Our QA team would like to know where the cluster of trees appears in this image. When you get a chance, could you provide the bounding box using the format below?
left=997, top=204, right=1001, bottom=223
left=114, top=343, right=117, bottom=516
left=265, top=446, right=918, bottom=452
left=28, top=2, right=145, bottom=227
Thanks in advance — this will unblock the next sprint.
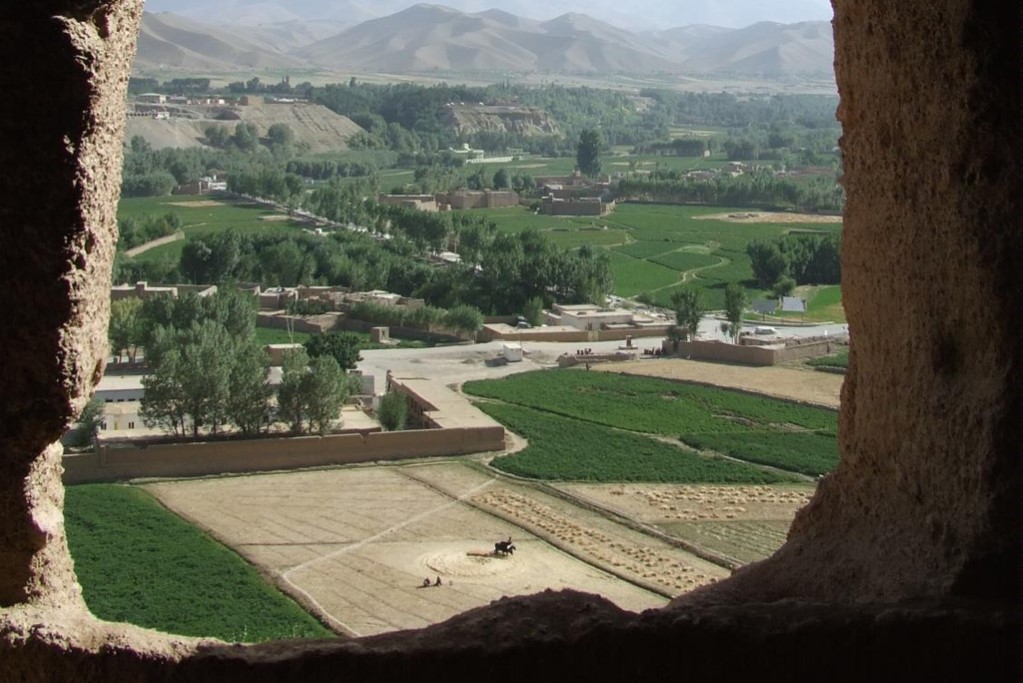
left=128, top=77, right=211, bottom=94
left=203, top=122, right=297, bottom=158
left=117, top=213, right=181, bottom=251
left=225, top=75, right=307, bottom=97
left=377, top=390, right=407, bottom=432
left=472, top=233, right=613, bottom=315
left=310, top=81, right=660, bottom=161
left=668, top=282, right=747, bottom=344
left=285, top=158, right=378, bottom=180
left=118, top=208, right=611, bottom=318
left=637, top=90, right=840, bottom=130
left=347, top=301, right=484, bottom=340
left=275, top=348, right=355, bottom=436
left=747, top=234, right=841, bottom=290
left=632, top=138, right=710, bottom=157
left=113, top=289, right=357, bottom=438
left=617, top=169, right=845, bottom=214
left=121, top=136, right=278, bottom=198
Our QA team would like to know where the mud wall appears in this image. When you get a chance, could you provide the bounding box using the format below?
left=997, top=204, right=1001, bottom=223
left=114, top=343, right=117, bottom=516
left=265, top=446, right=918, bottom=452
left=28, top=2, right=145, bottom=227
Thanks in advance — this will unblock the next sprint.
left=62, top=426, right=506, bottom=484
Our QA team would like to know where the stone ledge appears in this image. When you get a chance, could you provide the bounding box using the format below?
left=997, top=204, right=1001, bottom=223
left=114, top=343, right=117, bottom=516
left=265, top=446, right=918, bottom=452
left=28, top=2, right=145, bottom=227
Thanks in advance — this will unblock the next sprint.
left=3, top=592, right=1016, bottom=682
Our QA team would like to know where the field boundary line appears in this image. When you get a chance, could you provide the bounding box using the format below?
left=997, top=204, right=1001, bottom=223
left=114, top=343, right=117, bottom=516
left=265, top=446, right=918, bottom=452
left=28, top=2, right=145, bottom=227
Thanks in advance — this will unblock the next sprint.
left=276, top=475, right=498, bottom=638
left=282, top=477, right=497, bottom=579
left=397, top=466, right=681, bottom=599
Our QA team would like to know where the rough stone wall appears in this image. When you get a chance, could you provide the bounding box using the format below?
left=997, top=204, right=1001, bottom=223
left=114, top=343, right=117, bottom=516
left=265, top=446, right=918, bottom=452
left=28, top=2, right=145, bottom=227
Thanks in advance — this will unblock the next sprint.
left=674, top=0, right=1019, bottom=607
left=0, top=1, right=144, bottom=609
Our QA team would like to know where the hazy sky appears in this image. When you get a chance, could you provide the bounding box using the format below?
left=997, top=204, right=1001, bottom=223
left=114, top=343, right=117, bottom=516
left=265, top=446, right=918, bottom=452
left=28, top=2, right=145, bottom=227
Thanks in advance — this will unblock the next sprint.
left=143, top=0, right=834, bottom=30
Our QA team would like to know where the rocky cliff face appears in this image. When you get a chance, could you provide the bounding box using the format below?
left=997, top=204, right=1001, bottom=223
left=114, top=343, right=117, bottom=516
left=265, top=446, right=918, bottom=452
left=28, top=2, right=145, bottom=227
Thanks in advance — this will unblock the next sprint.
left=444, top=105, right=559, bottom=136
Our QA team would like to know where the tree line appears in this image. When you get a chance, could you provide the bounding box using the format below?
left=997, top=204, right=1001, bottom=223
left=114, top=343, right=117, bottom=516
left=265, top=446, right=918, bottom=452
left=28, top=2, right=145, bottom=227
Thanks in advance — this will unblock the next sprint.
left=617, top=168, right=845, bottom=214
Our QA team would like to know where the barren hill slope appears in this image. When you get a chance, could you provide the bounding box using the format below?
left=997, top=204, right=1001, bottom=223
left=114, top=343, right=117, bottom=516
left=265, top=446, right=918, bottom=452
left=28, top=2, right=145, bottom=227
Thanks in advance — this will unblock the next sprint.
left=135, top=11, right=304, bottom=71
left=126, top=103, right=364, bottom=154
left=677, top=21, right=834, bottom=75
left=133, top=6, right=834, bottom=78
left=294, top=4, right=681, bottom=73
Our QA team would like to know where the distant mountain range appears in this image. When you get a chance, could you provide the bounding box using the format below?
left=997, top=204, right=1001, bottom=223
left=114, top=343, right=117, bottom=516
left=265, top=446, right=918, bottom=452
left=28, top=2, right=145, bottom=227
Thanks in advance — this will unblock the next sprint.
left=135, top=3, right=835, bottom=77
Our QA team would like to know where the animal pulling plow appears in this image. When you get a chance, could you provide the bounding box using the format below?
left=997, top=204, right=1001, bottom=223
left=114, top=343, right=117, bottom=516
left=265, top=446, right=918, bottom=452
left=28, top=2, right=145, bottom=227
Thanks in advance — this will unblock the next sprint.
left=466, top=537, right=516, bottom=558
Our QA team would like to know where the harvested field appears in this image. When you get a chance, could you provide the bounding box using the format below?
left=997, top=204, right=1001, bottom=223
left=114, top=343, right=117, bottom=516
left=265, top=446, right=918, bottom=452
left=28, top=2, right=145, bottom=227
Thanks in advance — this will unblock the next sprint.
left=693, top=211, right=842, bottom=224
left=557, top=483, right=815, bottom=566
left=144, top=463, right=696, bottom=637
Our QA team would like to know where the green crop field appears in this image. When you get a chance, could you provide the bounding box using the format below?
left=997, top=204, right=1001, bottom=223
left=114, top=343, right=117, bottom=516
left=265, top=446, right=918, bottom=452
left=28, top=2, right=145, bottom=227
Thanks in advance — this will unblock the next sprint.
left=648, top=251, right=721, bottom=273
left=465, top=370, right=836, bottom=434
left=118, top=195, right=300, bottom=262
left=465, top=370, right=840, bottom=479
left=65, top=484, right=334, bottom=642
left=805, top=285, right=846, bottom=322
left=608, top=251, right=682, bottom=297
left=614, top=241, right=681, bottom=260
left=679, top=430, right=839, bottom=477
left=807, top=348, right=849, bottom=370
left=472, top=200, right=841, bottom=309
left=476, top=402, right=793, bottom=484
left=253, top=327, right=314, bottom=345
left=545, top=227, right=630, bottom=249
left=451, top=207, right=629, bottom=250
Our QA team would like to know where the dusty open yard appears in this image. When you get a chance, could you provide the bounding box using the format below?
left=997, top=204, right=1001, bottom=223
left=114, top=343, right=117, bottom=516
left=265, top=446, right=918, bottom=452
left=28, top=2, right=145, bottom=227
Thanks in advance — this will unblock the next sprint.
left=145, top=463, right=721, bottom=637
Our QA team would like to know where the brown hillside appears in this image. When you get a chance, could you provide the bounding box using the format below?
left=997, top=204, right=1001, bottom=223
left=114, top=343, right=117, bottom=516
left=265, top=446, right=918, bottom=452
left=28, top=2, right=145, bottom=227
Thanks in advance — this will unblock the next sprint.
left=126, top=103, right=364, bottom=154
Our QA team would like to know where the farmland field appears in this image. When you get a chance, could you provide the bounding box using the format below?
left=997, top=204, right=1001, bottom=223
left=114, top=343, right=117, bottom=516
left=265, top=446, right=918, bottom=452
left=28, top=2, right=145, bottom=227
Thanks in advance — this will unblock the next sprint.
left=469, top=201, right=842, bottom=309
left=142, top=464, right=686, bottom=637
left=65, top=484, right=334, bottom=642
left=118, top=195, right=301, bottom=263
left=558, top=482, right=813, bottom=566
left=648, top=250, right=722, bottom=273
left=475, top=401, right=794, bottom=484
left=807, top=348, right=849, bottom=370
left=607, top=251, right=682, bottom=297
left=464, top=370, right=837, bottom=435
left=450, top=206, right=629, bottom=249
left=804, top=285, right=846, bottom=322
left=464, top=370, right=839, bottom=479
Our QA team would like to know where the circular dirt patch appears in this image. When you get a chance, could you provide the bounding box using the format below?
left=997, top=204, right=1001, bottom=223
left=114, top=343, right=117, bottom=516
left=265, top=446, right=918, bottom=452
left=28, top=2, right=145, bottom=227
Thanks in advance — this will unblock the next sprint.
left=422, top=550, right=518, bottom=578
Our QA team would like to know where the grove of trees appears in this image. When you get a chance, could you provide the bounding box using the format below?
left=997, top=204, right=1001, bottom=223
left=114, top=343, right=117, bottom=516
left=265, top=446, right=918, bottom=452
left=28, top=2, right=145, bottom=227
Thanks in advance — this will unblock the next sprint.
left=130, top=289, right=353, bottom=438
left=747, top=234, right=841, bottom=289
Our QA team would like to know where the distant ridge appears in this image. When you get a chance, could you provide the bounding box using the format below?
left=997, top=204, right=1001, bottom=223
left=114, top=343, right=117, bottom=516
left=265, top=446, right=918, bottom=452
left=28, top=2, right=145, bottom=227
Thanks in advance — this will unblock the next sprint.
left=136, top=12, right=305, bottom=71
left=134, top=5, right=835, bottom=77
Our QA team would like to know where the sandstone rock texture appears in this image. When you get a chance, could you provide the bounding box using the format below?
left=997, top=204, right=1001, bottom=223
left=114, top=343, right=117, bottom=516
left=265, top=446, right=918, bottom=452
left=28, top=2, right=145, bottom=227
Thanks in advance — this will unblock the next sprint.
left=0, top=1, right=144, bottom=609
left=0, top=0, right=1017, bottom=680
